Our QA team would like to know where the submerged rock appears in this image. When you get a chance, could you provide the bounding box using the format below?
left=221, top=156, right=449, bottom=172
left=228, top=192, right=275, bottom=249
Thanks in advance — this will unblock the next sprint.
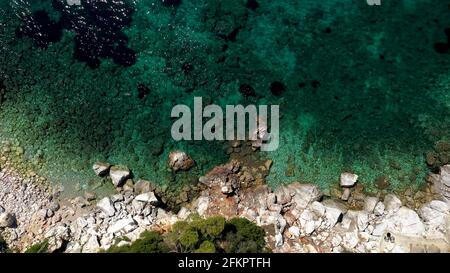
left=168, top=151, right=195, bottom=172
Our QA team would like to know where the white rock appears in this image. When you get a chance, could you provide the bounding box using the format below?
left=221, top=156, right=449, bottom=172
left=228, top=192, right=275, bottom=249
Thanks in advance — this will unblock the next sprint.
left=135, top=192, right=159, bottom=205
left=323, top=206, right=343, bottom=228
left=341, top=188, right=351, bottom=201
left=168, top=151, right=195, bottom=171
left=177, top=207, right=191, bottom=220
left=83, top=235, right=100, bottom=253
left=310, top=201, right=326, bottom=217
left=342, top=232, right=359, bottom=249
left=364, top=197, right=379, bottom=213
left=131, top=199, right=145, bottom=214
left=331, top=234, right=342, bottom=247
left=100, top=233, right=114, bottom=249
left=289, top=183, right=322, bottom=209
left=431, top=165, right=450, bottom=203
left=92, top=162, right=111, bottom=176
left=288, top=226, right=300, bottom=237
left=274, top=186, right=293, bottom=205
left=196, top=196, right=210, bottom=216
left=76, top=217, right=88, bottom=229
left=0, top=212, right=16, bottom=228
left=418, top=200, right=449, bottom=228
left=97, top=197, right=116, bottom=217
left=372, top=222, right=387, bottom=236
left=107, top=217, right=137, bottom=234
left=384, top=207, right=425, bottom=236
left=374, top=201, right=385, bottom=216
left=110, top=194, right=124, bottom=203
left=275, top=233, right=284, bottom=247
left=299, top=210, right=316, bottom=235
left=344, top=210, right=369, bottom=231
left=340, top=172, right=358, bottom=187
left=383, top=194, right=402, bottom=214
left=356, top=211, right=369, bottom=231
left=109, top=165, right=131, bottom=187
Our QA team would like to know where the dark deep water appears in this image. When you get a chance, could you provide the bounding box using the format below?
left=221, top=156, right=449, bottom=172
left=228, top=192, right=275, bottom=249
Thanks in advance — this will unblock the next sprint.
left=1, top=0, right=450, bottom=196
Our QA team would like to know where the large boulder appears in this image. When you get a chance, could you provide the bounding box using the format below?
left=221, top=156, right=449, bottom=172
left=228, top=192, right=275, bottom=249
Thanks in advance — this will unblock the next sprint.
left=107, top=217, right=137, bottom=234
left=374, top=207, right=425, bottom=236
left=430, top=165, right=450, bottom=203
left=82, top=235, right=100, bottom=253
left=134, top=179, right=152, bottom=195
left=418, top=200, right=449, bottom=229
left=363, top=197, right=379, bottom=213
left=135, top=192, right=159, bottom=206
left=287, top=183, right=322, bottom=209
left=168, top=151, right=195, bottom=172
left=0, top=213, right=16, bottom=228
left=96, top=197, right=116, bottom=217
left=273, top=186, right=293, bottom=206
left=109, top=165, right=131, bottom=187
left=383, top=194, right=402, bottom=214
left=340, top=172, right=358, bottom=187
left=92, top=161, right=111, bottom=176
left=342, top=210, right=369, bottom=231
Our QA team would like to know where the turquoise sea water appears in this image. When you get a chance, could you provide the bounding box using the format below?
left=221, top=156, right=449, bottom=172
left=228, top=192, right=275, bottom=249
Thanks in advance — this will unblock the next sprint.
left=1, top=0, right=450, bottom=195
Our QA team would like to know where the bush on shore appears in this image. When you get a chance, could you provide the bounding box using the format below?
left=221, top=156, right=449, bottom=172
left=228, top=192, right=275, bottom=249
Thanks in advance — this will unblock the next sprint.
left=104, top=215, right=268, bottom=253
left=25, top=239, right=49, bottom=253
left=0, top=235, right=9, bottom=253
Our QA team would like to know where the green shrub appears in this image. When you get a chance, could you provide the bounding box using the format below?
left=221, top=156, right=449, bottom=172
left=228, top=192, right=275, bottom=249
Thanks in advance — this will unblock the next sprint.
left=168, top=215, right=267, bottom=253
left=179, top=229, right=199, bottom=251
left=25, top=239, right=49, bottom=253
left=0, top=235, right=9, bottom=253
left=201, top=216, right=226, bottom=239
left=103, top=216, right=267, bottom=253
left=105, top=231, right=169, bottom=253
left=194, top=241, right=216, bottom=253
left=226, top=218, right=266, bottom=249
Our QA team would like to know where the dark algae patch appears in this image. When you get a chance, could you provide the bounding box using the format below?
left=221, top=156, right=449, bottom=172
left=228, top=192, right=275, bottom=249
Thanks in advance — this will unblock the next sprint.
left=1, top=0, right=450, bottom=195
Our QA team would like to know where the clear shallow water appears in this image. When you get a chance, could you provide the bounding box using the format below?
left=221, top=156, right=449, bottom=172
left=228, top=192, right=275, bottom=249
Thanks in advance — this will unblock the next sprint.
left=0, top=0, right=450, bottom=195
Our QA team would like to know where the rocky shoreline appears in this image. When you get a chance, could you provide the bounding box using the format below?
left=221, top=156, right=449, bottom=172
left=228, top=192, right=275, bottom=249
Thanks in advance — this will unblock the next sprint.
left=1, top=153, right=450, bottom=253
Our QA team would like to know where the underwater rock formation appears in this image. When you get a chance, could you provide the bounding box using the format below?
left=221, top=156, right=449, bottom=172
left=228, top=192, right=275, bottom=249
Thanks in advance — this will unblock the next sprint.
left=17, top=0, right=137, bottom=68
left=56, top=0, right=136, bottom=68
left=16, top=10, right=63, bottom=48
left=161, top=0, right=182, bottom=7
left=168, top=151, right=195, bottom=172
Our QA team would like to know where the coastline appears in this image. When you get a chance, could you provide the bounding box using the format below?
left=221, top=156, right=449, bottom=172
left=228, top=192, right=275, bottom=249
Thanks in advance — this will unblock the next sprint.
left=1, top=146, right=449, bottom=253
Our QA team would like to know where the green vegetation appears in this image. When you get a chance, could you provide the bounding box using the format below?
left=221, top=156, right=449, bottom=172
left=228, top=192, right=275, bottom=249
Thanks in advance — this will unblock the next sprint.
left=25, top=239, right=49, bottom=253
left=104, top=215, right=268, bottom=253
left=105, top=231, right=169, bottom=253
left=166, top=215, right=268, bottom=253
left=0, top=235, right=9, bottom=253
